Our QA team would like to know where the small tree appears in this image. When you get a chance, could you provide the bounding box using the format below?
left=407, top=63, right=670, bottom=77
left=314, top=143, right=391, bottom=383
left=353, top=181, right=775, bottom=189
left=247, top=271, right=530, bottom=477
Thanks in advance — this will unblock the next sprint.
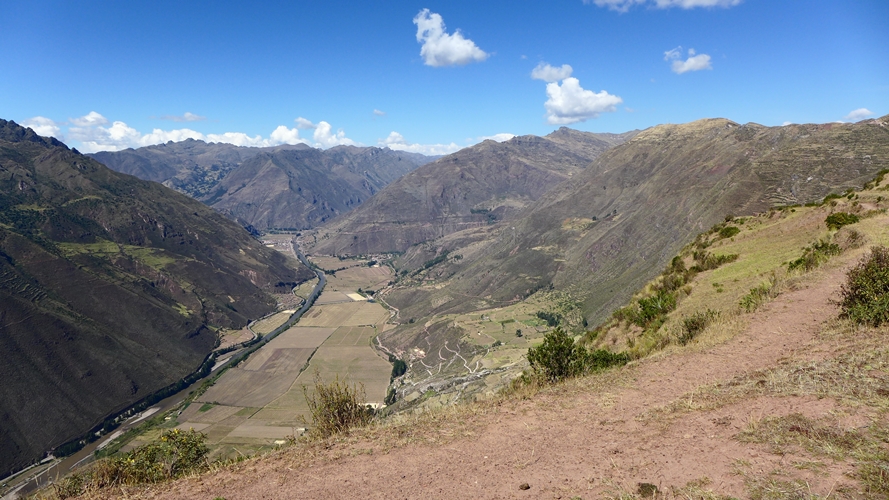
left=527, top=328, right=582, bottom=383
left=527, top=328, right=629, bottom=384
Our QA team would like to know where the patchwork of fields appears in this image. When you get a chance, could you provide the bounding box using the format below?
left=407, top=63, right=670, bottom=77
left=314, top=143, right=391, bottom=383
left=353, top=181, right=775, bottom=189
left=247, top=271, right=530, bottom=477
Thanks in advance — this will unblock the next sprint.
left=164, top=258, right=395, bottom=457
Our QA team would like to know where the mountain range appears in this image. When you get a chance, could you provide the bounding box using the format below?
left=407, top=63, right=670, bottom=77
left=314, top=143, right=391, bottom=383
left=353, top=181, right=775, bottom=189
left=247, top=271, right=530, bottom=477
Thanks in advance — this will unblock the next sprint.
left=90, top=141, right=434, bottom=231
left=0, top=120, right=312, bottom=476
left=310, top=127, right=637, bottom=255
left=343, top=117, right=889, bottom=360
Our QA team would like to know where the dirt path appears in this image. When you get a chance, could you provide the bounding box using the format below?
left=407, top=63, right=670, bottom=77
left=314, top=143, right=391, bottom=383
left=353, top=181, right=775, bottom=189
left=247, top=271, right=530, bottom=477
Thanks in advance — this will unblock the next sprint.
left=127, top=263, right=859, bottom=499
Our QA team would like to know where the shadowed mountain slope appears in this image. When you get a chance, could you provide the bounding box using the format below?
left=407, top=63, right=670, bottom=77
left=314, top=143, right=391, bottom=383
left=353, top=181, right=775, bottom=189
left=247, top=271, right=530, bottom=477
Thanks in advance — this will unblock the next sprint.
left=90, top=141, right=433, bottom=230
left=378, top=117, right=889, bottom=352
left=207, top=146, right=432, bottom=230
left=310, top=128, right=636, bottom=255
left=0, top=120, right=312, bottom=477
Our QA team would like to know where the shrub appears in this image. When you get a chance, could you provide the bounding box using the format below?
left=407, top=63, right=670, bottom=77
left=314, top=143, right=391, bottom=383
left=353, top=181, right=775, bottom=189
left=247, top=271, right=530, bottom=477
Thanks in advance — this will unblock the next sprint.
left=635, top=290, right=677, bottom=327
left=739, top=275, right=781, bottom=312
left=303, top=371, right=373, bottom=438
left=54, top=429, right=209, bottom=498
left=718, top=226, right=740, bottom=239
left=526, top=328, right=628, bottom=384
left=825, top=212, right=860, bottom=230
left=787, top=239, right=841, bottom=272
left=678, top=309, right=719, bottom=345
left=536, top=310, right=562, bottom=327
left=839, top=246, right=889, bottom=326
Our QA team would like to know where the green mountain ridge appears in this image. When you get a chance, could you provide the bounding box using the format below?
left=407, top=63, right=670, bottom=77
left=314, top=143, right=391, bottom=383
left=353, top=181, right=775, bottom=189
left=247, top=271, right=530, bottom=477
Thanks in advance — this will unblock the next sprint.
left=0, top=120, right=312, bottom=477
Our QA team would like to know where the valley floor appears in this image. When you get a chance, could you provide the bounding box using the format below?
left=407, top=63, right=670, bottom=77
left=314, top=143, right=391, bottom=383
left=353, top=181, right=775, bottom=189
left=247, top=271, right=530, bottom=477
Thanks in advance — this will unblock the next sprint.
left=94, top=242, right=887, bottom=499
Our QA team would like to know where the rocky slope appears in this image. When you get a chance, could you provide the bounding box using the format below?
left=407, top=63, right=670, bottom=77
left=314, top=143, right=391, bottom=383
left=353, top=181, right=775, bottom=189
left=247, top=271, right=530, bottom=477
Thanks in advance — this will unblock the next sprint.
left=310, top=128, right=636, bottom=255
left=377, top=117, right=889, bottom=356
left=0, top=120, right=312, bottom=477
left=90, top=141, right=433, bottom=230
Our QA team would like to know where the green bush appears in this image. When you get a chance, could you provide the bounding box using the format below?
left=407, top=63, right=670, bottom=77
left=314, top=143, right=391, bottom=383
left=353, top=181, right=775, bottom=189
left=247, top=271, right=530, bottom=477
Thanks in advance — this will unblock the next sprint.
left=527, top=328, right=628, bottom=384
left=839, top=246, right=889, bottom=326
left=825, top=212, right=860, bottom=230
left=303, top=371, right=373, bottom=438
left=718, top=226, right=740, bottom=239
left=787, top=239, right=841, bottom=272
left=54, top=429, right=209, bottom=498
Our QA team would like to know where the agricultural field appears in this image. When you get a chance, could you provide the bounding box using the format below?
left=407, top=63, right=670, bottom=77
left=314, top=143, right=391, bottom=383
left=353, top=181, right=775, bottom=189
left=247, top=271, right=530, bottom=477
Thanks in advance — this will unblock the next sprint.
left=250, top=311, right=294, bottom=336
left=158, top=257, right=395, bottom=458
left=215, top=327, right=254, bottom=351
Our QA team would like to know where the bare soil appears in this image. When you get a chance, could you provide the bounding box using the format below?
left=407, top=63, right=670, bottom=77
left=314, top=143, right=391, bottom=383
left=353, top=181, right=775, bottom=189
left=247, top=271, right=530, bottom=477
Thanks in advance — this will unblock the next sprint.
left=87, top=261, right=880, bottom=499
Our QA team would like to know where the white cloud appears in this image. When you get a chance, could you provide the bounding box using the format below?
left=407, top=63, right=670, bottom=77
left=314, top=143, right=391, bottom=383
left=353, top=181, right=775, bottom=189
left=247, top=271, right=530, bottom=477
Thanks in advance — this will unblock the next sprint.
left=295, top=117, right=316, bottom=130
left=373, top=109, right=386, bottom=116
left=70, top=111, right=109, bottom=127
left=21, top=116, right=63, bottom=139
left=269, top=125, right=309, bottom=145
left=531, top=63, right=573, bottom=83
left=587, top=0, right=741, bottom=12
left=782, top=121, right=793, bottom=126
left=379, top=131, right=462, bottom=156
left=58, top=113, right=344, bottom=152
left=414, top=9, right=488, bottom=67
left=543, top=77, right=622, bottom=125
left=664, top=46, right=712, bottom=74
left=312, top=121, right=358, bottom=148
left=159, top=112, right=206, bottom=122
left=844, top=108, right=874, bottom=122
left=478, top=133, right=515, bottom=142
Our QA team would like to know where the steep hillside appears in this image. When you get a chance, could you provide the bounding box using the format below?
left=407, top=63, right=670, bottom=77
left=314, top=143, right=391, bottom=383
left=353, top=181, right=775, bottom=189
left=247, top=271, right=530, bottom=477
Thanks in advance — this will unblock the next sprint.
left=310, top=128, right=635, bottom=255
left=90, top=141, right=433, bottom=230
left=378, top=117, right=889, bottom=355
left=0, top=120, right=313, bottom=477
left=207, top=146, right=431, bottom=230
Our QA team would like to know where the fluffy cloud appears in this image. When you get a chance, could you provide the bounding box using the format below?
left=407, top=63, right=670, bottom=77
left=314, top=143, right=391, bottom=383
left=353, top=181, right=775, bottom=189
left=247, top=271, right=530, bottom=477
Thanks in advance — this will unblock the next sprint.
left=587, top=0, right=741, bottom=12
left=531, top=63, right=573, bottom=83
left=844, top=108, right=874, bottom=122
left=414, top=9, right=488, bottom=67
left=543, top=77, right=622, bottom=125
left=664, top=46, right=712, bottom=74
left=295, top=117, right=316, bottom=130
left=312, top=121, right=358, bottom=148
left=159, top=112, right=206, bottom=122
left=21, top=116, right=63, bottom=139
left=53, top=111, right=361, bottom=152
left=373, top=109, right=386, bottom=116
left=70, top=111, right=108, bottom=127
left=379, top=131, right=462, bottom=156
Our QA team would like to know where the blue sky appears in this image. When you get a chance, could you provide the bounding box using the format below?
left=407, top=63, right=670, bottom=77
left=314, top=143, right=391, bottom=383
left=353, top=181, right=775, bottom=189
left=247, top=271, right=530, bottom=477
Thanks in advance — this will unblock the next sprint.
left=2, top=0, right=886, bottom=154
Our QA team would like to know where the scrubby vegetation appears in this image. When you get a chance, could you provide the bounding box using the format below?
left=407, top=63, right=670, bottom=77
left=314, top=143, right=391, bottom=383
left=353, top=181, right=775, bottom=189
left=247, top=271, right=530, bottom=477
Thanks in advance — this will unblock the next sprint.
left=787, top=238, right=841, bottom=272
left=526, top=328, right=629, bottom=384
left=839, top=246, right=889, bottom=326
left=825, top=211, right=860, bottom=230
left=678, top=309, right=719, bottom=345
left=302, top=371, right=373, bottom=439
left=51, top=429, right=209, bottom=498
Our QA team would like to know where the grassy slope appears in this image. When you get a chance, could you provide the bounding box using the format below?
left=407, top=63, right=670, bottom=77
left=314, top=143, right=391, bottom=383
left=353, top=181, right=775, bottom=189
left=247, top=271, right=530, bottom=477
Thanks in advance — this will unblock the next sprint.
left=48, top=164, right=889, bottom=500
